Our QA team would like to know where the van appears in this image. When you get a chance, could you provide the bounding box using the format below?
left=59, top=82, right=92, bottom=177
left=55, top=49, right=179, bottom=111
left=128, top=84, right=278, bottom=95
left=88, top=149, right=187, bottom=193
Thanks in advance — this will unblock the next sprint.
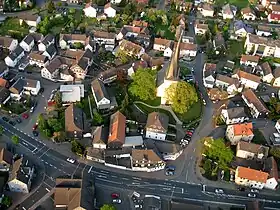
left=133, top=191, right=140, bottom=198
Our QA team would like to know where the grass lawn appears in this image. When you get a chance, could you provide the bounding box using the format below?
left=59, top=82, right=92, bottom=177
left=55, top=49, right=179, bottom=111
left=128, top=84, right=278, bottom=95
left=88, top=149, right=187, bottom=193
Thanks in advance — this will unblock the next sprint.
left=252, top=129, right=267, bottom=145
left=142, top=97, right=161, bottom=106
left=215, top=0, right=249, bottom=8
left=176, top=100, right=202, bottom=123
left=50, top=26, right=64, bottom=34
left=0, top=18, right=29, bottom=39
left=155, top=24, right=175, bottom=40
left=227, top=40, right=245, bottom=61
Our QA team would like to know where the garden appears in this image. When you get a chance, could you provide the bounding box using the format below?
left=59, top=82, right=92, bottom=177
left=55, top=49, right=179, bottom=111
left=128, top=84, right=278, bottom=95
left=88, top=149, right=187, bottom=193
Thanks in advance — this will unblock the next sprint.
left=0, top=18, right=29, bottom=40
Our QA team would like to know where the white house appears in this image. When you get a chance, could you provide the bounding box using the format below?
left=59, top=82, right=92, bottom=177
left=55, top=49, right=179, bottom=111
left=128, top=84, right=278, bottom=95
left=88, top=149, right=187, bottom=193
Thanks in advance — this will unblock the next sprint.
left=235, top=166, right=269, bottom=190
left=153, top=38, right=173, bottom=55
left=179, top=42, right=197, bottom=57
left=268, top=4, right=280, bottom=23
left=273, top=67, right=280, bottom=87
left=203, top=63, right=216, bottom=88
left=4, top=46, right=25, bottom=67
left=221, top=107, right=248, bottom=125
left=215, top=74, right=241, bottom=95
left=256, top=26, right=272, bottom=37
left=226, top=123, right=254, bottom=145
left=91, top=79, right=112, bottom=110
left=9, top=78, right=25, bottom=100
left=20, top=34, right=34, bottom=52
left=236, top=141, right=269, bottom=160
left=153, top=141, right=183, bottom=161
left=42, top=44, right=57, bottom=60
left=104, top=3, right=116, bottom=17
left=110, top=0, right=121, bottom=3
left=59, top=34, right=87, bottom=50
left=233, top=21, right=254, bottom=38
left=23, top=79, right=41, bottom=95
left=93, top=31, right=115, bottom=51
left=258, top=62, right=274, bottom=83
left=194, top=22, right=208, bottom=35
left=241, top=7, right=256, bottom=20
left=145, top=112, right=169, bottom=141
left=222, top=4, right=237, bottom=19
left=240, top=54, right=259, bottom=67
left=232, top=69, right=261, bottom=90
left=198, top=3, right=214, bottom=17
left=38, top=34, right=55, bottom=52
left=41, top=57, right=61, bottom=81
left=118, top=40, right=145, bottom=58
left=264, top=157, right=279, bottom=190
left=92, top=126, right=108, bottom=149
left=18, top=14, right=41, bottom=27
left=29, top=52, right=48, bottom=67
left=60, top=84, right=84, bottom=103
left=83, top=3, right=97, bottom=18
left=0, top=36, right=18, bottom=52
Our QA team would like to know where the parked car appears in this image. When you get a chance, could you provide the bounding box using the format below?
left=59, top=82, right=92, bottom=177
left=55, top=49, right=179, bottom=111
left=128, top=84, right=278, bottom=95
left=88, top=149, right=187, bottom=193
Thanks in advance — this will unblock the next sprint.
left=19, top=62, right=28, bottom=71
left=22, top=113, right=29, bottom=119
left=111, top=193, right=119, bottom=198
left=250, top=189, right=259, bottom=193
left=215, top=189, right=224, bottom=194
left=165, top=165, right=175, bottom=176
left=203, top=99, right=206, bottom=105
left=9, top=121, right=16, bottom=126
left=2, top=117, right=9, bottom=122
left=39, top=87, right=44, bottom=94
left=66, top=158, right=75, bottom=164
left=112, top=199, right=122, bottom=204
left=32, top=130, right=39, bottom=137
left=16, top=118, right=22, bottom=123
left=247, top=193, right=256, bottom=198
left=33, top=123, right=38, bottom=130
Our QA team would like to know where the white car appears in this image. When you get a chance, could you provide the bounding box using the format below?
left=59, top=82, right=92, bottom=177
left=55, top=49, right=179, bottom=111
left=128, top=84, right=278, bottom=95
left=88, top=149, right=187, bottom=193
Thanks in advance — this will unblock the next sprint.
left=272, top=93, right=276, bottom=98
left=247, top=193, right=256, bottom=198
left=250, top=189, right=259, bottom=193
left=215, top=189, right=224, bottom=194
left=135, top=204, right=142, bottom=208
left=112, top=199, right=122, bottom=204
left=66, top=158, right=75, bottom=164
left=203, top=99, right=206, bottom=105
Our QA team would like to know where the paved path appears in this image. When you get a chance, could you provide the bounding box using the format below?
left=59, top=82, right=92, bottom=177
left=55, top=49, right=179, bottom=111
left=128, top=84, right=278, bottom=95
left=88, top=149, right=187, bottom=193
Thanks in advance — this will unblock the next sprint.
left=28, top=188, right=55, bottom=210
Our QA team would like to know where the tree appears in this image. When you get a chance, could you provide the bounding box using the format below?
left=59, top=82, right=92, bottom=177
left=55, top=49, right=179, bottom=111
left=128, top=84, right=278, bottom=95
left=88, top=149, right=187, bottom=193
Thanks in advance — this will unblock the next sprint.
left=129, top=68, right=157, bottom=101
left=47, top=118, right=63, bottom=132
left=270, top=147, right=280, bottom=159
left=11, top=135, right=19, bottom=145
left=52, top=131, right=66, bottom=142
left=203, top=159, right=212, bottom=176
left=115, top=50, right=130, bottom=64
left=1, top=196, right=12, bottom=207
left=202, top=137, right=233, bottom=170
left=93, top=112, right=104, bottom=126
left=166, top=81, right=198, bottom=114
left=0, top=126, right=4, bottom=136
left=71, top=140, right=85, bottom=155
left=101, top=204, right=117, bottom=210
left=38, top=114, right=48, bottom=131
left=46, top=0, right=55, bottom=13
left=54, top=92, right=62, bottom=108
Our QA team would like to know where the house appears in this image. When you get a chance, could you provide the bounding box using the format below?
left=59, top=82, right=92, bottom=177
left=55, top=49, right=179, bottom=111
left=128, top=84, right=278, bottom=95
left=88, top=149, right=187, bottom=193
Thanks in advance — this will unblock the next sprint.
left=235, top=166, right=269, bottom=189
left=153, top=38, right=173, bottom=57
left=224, top=60, right=235, bottom=71
left=38, top=34, right=55, bottom=52
left=262, top=0, right=278, bottom=7
left=273, top=67, right=280, bottom=87
left=263, top=157, right=278, bottom=190
left=127, top=60, right=148, bottom=78
left=141, top=54, right=164, bottom=70
left=110, top=0, right=121, bottom=4
left=198, top=3, right=214, bottom=17
left=104, top=2, right=116, bottom=17
left=107, top=111, right=126, bottom=148
left=256, top=26, right=272, bottom=37
left=60, top=84, right=84, bottom=103
left=236, top=141, right=269, bottom=160
left=29, top=52, right=49, bottom=67
left=240, top=55, right=260, bottom=67
left=0, top=62, right=9, bottom=78
left=98, top=67, right=118, bottom=84
left=41, top=56, right=62, bottom=81
left=83, top=3, right=97, bottom=18
left=123, top=136, right=143, bottom=147
left=222, top=4, right=237, bottom=19
left=93, top=31, right=115, bottom=51
left=5, top=46, right=25, bottom=67
left=203, top=63, right=216, bottom=88
left=65, top=103, right=86, bottom=139
left=232, top=69, right=261, bottom=90
left=20, top=34, right=34, bottom=52
left=86, top=147, right=105, bottom=163
left=213, top=32, right=225, bottom=53
left=9, top=78, right=25, bottom=100
left=23, top=79, right=41, bottom=95
left=116, top=25, right=150, bottom=41
left=0, top=36, right=18, bottom=52
left=92, top=126, right=108, bottom=149
left=226, top=123, right=254, bottom=145
left=215, top=74, right=240, bottom=95
left=179, top=42, right=197, bottom=57
left=132, top=20, right=148, bottom=28
left=18, top=14, right=41, bottom=27
left=194, top=22, right=208, bottom=35
left=91, top=79, right=116, bottom=110
left=268, top=5, right=280, bottom=23
left=258, top=62, right=274, bottom=83
left=42, top=44, right=57, bottom=60
left=118, top=40, right=145, bottom=58
left=69, top=50, right=93, bottom=80
left=0, top=147, right=13, bottom=171
left=233, top=21, right=254, bottom=38
left=85, top=37, right=96, bottom=52
left=54, top=178, right=86, bottom=210
left=208, top=88, right=228, bottom=102
left=221, top=107, right=248, bottom=125
left=152, top=141, right=183, bottom=161
left=242, top=89, right=269, bottom=118
left=145, top=112, right=169, bottom=141
left=0, top=87, right=11, bottom=105
left=59, top=34, right=87, bottom=50
left=241, top=7, right=256, bottom=20
left=131, top=149, right=165, bottom=172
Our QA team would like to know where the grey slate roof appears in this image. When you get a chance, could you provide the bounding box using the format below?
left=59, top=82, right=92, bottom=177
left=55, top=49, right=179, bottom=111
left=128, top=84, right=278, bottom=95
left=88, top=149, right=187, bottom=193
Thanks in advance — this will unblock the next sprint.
left=91, top=79, right=109, bottom=102
left=9, top=78, right=25, bottom=94
left=8, top=46, right=24, bottom=61
left=0, top=87, right=10, bottom=104
left=146, top=112, right=169, bottom=133
left=227, top=107, right=247, bottom=119
left=45, top=44, right=57, bottom=57
left=22, top=34, right=34, bottom=45
left=42, top=34, right=55, bottom=45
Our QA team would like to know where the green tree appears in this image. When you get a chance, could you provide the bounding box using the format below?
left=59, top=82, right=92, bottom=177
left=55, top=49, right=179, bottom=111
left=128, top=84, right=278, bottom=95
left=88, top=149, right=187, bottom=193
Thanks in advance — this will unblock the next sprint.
left=46, top=0, right=55, bottom=13
left=270, top=147, right=280, bottom=159
left=0, top=126, right=4, bottom=136
left=129, top=68, right=156, bottom=101
left=93, top=112, right=104, bottom=126
left=1, top=196, right=12, bottom=207
left=56, top=1, right=62, bottom=6
left=53, top=131, right=66, bottom=142
left=166, top=81, right=198, bottom=114
left=54, top=92, right=62, bottom=108
left=47, top=118, right=63, bottom=132
left=101, top=204, right=117, bottom=210
left=38, top=114, right=48, bottom=130
left=43, top=129, right=52, bottom=137
left=69, top=8, right=76, bottom=14
left=71, top=140, right=85, bottom=155
left=203, top=159, right=212, bottom=176
left=11, top=135, right=19, bottom=145
left=202, top=137, right=233, bottom=170
left=115, top=50, right=130, bottom=64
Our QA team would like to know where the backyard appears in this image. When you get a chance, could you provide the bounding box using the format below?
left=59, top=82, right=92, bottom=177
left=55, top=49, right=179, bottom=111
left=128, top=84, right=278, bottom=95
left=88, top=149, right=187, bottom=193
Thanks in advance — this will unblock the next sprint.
left=227, top=40, right=245, bottom=61
left=215, top=0, right=249, bottom=8
left=0, top=18, right=29, bottom=40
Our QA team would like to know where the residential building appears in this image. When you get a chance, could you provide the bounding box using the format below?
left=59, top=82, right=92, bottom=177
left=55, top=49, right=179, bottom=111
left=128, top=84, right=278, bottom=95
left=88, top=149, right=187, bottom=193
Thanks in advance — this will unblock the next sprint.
left=141, top=53, right=165, bottom=70
left=0, top=36, right=18, bottom=51
left=233, top=21, right=254, bottom=38
left=179, top=42, right=197, bottom=57
left=236, top=141, right=269, bottom=160
left=18, top=14, right=41, bottom=27
left=268, top=4, right=280, bottom=23
left=226, top=123, right=254, bottom=145
left=194, top=22, right=208, bottom=35
left=93, top=31, right=115, bottom=51
left=222, top=4, right=237, bottom=19
left=118, top=40, right=145, bottom=58
left=107, top=111, right=126, bottom=148
left=232, top=69, right=261, bottom=90
left=23, top=79, right=41, bottom=95
left=83, top=3, right=97, bottom=17
left=5, top=46, right=25, bottom=67
left=240, top=55, right=259, bottom=67
left=0, top=87, right=10, bottom=105
left=241, top=89, right=269, bottom=118
left=116, top=25, right=149, bottom=41
left=208, top=88, right=228, bottom=102
left=235, top=166, right=269, bottom=189
left=127, top=60, right=148, bottom=78
left=273, top=67, right=280, bottom=87
left=91, top=79, right=117, bottom=110
left=131, top=149, right=165, bottom=172
left=60, top=84, right=84, bottom=103
left=262, top=0, right=278, bottom=7
left=256, top=26, right=272, bottom=37
left=29, top=52, right=49, bottom=67
left=257, top=62, right=274, bottom=83
left=198, top=3, right=214, bottom=17
left=203, top=63, right=216, bottom=88
left=221, top=107, right=248, bottom=125
left=38, top=34, right=55, bottom=52
left=263, top=157, right=278, bottom=190
left=54, top=178, right=86, bottom=210
left=145, top=112, right=169, bottom=141
left=213, top=32, right=225, bottom=53
left=153, top=38, right=173, bottom=57
left=0, top=62, right=8, bottom=78
left=92, top=126, right=108, bottom=149
left=0, top=147, right=13, bottom=171
left=241, top=7, right=256, bottom=20
left=152, top=141, right=183, bottom=161
left=98, top=67, right=118, bottom=84
left=42, top=43, right=57, bottom=60
left=9, top=78, right=25, bottom=100
left=215, top=74, right=241, bottom=95
left=59, top=34, right=87, bottom=50
left=20, top=34, right=34, bottom=52
left=86, top=147, right=105, bottom=163
left=41, top=56, right=62, bottom=81
left=65, top=104, right=86, bottom=139
left=104, top=2, right=116, bottom=17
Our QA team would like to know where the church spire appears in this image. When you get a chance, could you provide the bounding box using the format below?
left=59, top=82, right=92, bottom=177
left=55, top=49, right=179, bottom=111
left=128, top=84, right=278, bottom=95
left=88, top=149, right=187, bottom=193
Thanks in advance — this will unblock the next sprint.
left=165, top=27, right=183, bottom=80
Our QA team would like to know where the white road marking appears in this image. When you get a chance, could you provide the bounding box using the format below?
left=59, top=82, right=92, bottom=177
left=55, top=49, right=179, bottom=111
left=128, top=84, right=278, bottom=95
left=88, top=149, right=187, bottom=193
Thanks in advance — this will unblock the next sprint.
left=45, top=188, right=50, bottom=192
left=88, top=166, right=93, bottom=173
left=97, top=175, right=107, bottom=178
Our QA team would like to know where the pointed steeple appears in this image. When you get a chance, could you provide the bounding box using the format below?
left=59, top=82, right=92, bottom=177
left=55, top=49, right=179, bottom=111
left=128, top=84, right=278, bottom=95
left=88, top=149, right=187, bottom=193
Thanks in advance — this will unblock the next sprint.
left=165, top=28, right=183, bottom=80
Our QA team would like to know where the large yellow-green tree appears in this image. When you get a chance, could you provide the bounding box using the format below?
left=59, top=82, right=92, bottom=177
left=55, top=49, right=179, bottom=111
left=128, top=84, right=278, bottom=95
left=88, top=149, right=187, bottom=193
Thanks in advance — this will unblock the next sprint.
left=166, top=81, right=198, bottom=114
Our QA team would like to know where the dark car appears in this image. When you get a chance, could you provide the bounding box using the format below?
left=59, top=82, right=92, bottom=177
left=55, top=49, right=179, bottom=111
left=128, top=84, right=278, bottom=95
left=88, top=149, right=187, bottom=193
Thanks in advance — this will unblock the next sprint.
left=111, top=193, right=119, bottom=198
left=39, top=87, right=44, bottom=94
left=32, top=130, right=39, bottom=137
left=2, top=117, right=9, bottom=122
left=16, top=118, right=22, bottom=123
left=165, top=165, right=175, bottom=176
left=9, top=121, right=16, bottom=126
